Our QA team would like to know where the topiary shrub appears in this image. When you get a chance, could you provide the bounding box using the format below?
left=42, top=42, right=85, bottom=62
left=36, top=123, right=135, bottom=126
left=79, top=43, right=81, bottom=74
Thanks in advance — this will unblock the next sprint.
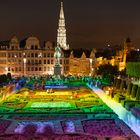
left=136, top=86, right=140, bottom=100
left=126, top=83, right=133, bottom=96
left=120, top=80, right=127, bottom=91
left=131, top=84, right=138, bottom=98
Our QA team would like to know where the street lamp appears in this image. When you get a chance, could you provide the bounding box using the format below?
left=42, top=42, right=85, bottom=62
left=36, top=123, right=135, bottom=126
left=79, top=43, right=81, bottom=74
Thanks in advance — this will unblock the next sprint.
left=5, top=67, right=8, bottom=74
left=89, top=59, right=93, bottom=76
left=23, top=58, right=27, bottom=76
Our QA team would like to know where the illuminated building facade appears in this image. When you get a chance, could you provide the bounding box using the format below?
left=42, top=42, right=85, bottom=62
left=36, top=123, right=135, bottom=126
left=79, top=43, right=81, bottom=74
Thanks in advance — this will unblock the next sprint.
left=0, top=1, right=97, bottom=76
left=96, top=38, right=135, bottom=71
left=0, top=36, right=56, bottom=76
left=0, top=36, right=96, bottom=76
left=69, top=49, right=97, bottom=76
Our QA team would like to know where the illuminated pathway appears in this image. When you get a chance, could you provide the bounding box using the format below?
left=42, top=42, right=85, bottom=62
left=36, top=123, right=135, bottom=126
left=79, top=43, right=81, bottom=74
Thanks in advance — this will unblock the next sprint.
left=90, top=86, right=140, bottom=138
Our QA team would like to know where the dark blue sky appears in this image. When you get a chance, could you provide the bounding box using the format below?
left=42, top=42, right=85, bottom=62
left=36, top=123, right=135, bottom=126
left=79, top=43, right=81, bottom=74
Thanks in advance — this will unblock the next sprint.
left=0, top=0, right=140, bottom=48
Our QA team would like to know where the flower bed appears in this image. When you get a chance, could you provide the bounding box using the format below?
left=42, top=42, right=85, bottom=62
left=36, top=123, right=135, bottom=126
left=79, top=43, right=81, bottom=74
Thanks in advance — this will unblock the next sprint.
left=0, top=119, right=11, bottom=134
left=82, top=119, right=124, bottom=137
left=61, top=121, right=76, bottom=133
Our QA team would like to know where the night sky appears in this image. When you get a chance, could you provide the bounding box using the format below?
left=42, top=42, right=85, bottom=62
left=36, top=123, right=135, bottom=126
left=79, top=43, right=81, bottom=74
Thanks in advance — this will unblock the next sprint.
left=0, top=0, right=140, bottom=49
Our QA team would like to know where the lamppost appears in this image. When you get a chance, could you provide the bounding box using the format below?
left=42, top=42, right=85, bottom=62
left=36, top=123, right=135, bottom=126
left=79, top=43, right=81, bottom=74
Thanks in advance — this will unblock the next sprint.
left=23, top=58, right=26, bottom=76
left=5, top=67, right=8, bottom=74
left=89, top=59, right=93, bottom=76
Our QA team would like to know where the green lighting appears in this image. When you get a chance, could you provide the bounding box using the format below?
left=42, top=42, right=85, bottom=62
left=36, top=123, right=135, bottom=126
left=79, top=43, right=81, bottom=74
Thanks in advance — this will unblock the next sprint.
left=30, top=102, right=75, bottom=108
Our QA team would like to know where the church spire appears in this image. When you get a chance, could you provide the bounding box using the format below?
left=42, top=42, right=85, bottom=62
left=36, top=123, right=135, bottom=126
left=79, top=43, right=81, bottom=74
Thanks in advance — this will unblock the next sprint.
left=57, top=1, right=69, bottom=50
left=60, top=2, right=64, bottom=19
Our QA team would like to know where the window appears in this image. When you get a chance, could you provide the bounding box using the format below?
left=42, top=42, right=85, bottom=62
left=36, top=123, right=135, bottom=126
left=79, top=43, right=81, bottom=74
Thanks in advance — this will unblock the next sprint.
left=35, top=53, right=38, bottom=57
left=44, top=67, right=46, bottom=71
left=31, top=45, right=34, bottom=50
left=66, top=60, right=69, bottom=64
left=35, top=45, right=38, bottom=49
left=31, top=60, right=34, bottom=64
left=12, top=53, right=14, bottom=57
left=28, top=60, right=30, bottom=64
left=11, top=46, right=14, bottom=50
left=19, top=53, right=21, bottom=57
left=35, top=67, right=38, bottom=71
left=51, top=60, right=53, bottom=64
left=19, top=67, right=21, bottom=71
left=39, top=67, right=41, bottom=71
left=48, top=67, right=50, bottom=71
left=47, top=59, right=50, bottom=64
left=44, top=53, right=46, bottom=57
left=44, top=60, right=46, bottom=64
left=35, top=60, right=38, bottom=64
left=31, top=53, right=34, bottom=57
left=51, top=53, right=54, bottom=57
left=60, top=59, right=62, bottom=64
left=47, top=53, right=50, bottom=57
left=66, top=66, right=69, bottom=71
left=39, top=60, right=42, bottom=64
left=19, top=60, right=21, bottom=64
left=31, top=67, right=34, bottom=71
left=27, top=53, right=30, bottom=57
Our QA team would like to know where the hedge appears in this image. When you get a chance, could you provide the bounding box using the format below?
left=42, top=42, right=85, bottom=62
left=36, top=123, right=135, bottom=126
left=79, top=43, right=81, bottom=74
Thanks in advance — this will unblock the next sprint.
left=126, top=62, right=140, bottom=77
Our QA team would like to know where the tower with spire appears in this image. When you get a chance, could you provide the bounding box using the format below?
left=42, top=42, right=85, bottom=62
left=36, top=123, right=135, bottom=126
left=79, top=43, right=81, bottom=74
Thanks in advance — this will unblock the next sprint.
left=57, top=1, right=69, bottom=50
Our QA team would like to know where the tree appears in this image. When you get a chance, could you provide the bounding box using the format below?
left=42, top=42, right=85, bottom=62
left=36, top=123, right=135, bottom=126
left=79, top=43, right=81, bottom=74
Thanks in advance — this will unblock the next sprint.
left=7, top=73, right=12, bottom=80
left=97, top=64, right=118, bottom=76
left=97, top=64, right=119, bottom=84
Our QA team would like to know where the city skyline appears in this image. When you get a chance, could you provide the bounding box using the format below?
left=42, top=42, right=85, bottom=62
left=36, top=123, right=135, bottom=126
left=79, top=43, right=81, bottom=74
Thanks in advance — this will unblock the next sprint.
left=0, top=0, right=140, bottom=48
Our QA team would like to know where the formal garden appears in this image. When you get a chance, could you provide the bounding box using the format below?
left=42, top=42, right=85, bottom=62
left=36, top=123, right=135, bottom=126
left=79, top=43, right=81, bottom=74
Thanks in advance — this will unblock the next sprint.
left=0, top=75, right=139, bottom=139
